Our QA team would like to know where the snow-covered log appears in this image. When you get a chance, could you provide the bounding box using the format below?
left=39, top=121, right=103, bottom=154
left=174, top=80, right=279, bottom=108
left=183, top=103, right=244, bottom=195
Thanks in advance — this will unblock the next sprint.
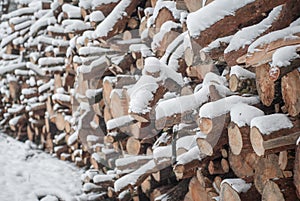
left=250, top=113, right=300, bottom=156
left=93, top=0, right=140, bottom=40
left=187, top=0, right=286, bottom=47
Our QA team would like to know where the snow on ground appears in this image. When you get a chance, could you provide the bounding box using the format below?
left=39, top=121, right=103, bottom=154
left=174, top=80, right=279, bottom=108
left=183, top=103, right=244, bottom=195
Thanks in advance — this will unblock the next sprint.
left=0, top=133, right=83, bottom=201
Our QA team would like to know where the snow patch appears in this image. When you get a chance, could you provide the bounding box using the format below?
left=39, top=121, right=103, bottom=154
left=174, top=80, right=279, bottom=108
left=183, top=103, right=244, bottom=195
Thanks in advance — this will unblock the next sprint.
left=251, top=113, right=293, bottom=135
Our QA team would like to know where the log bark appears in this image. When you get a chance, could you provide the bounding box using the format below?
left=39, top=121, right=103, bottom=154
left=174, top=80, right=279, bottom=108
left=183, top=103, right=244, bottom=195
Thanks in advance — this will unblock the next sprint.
left=255, top=63, right=276, bottom=106
left=154, top=179, right=190, bottom=201
left=281, top=69, right=300, bottom=117
left=250, top=118, right=300, bottom=156
left=294, top=143, right=300, bottom=199
left=228, top=151, right=258, bottom=179
left=254, top=154, right=284, bottom=194
left=224, top=0, right=300, bottom=66
left=262, top=178, right=298, bottom=201
left=228, top=122, right=253, bottom=155
left=246, top=33, right=300, bottom=67
left=192, top=0, right=287, bottom=47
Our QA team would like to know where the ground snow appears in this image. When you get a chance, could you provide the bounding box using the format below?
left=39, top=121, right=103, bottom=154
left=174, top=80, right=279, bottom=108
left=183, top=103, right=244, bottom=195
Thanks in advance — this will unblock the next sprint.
left=0, top=133, right=83, bottom=201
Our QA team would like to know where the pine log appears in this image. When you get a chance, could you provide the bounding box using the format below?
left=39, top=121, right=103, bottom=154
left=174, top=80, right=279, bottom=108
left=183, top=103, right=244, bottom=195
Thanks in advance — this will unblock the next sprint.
left=154, top=179, right=190, bottom=201
left=281, top=69, right=300, bottom=117
left=246, top=28, right=300, bottom=67
left=9, top=80, right=21, bottom=102
left=250, top=116, right=300, bottom=156
left=94, top=1, right=121, bottom=16
left=189, top=0, right=287, bottom=48
left=228, top=122, right=254, bottom=155
left=225, top=0, right=300, bottom=66
left=94, top=0, right=140, bottom=41
left=126, top=136, right=143, bottom=155
left=151, top=166, right=172, bottom=183
left=103, top=76, right=116, bottom=106
left=229, top=66, right=256, bottom=93
left=197, top=114, right=229, bottom=156
left=208, top=158, right=229, bottom=175
left=262, top=178, right=298, bottom=201
left=294, top=142, right=300, bottom=199
left=153, top=26, right=182, bottom=57
left=255, top=63, right=276, bottom=106
left=228, top=151, right=258, bottom=179
left=150, top=185, right=174, bottom=201
left=187, top=176, right=214, bottom=201
left=55, top=112, right=65, bottom=131
left=110, top=89, right=129, bottom=119
left=200, top=35, right=232, bottom=63
left=254, top=154, right=284, bottom=194
left=173, top=159, right=201, bottom=180
left=153, top=7, right=176, bottom=36
left=220, top=179, right=260, bottom=201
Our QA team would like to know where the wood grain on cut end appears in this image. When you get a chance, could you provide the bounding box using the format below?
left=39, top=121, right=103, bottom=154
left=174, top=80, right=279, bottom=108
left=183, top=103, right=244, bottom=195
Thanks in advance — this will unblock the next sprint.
left=229, top=74, right=239, bottom=92
left=198, top=117, right=213, bottom=134
left=228, top=122, right=243, bottom=155
left=262, top=180, right=285, bottom=201
left=220, top=182, right=241, bottom=201
left=126, top=136, right=141, bottom=155
left=281, top=69, right=300, bottom=117
left=197, top=138, right=213, bottom=156
left=250, top=126, right=265, bottom=156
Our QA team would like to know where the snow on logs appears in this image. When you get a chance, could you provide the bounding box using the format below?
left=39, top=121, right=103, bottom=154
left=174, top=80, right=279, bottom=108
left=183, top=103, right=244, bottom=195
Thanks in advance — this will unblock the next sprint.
left=228, top=103, right=264, bottom=155
left=93, top=0, right=140, bottom=40
left=229, top=65, right=256, bottom=93
left=186, top=0, right=286, bottom=47
left=224, top=1, right=300, bottom=66
left=250, top=113, right=300, bottom=156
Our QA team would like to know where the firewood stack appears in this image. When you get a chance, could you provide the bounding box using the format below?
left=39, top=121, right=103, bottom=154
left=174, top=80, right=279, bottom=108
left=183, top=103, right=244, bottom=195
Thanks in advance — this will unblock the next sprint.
left=0, top=0, right=300, bottom=200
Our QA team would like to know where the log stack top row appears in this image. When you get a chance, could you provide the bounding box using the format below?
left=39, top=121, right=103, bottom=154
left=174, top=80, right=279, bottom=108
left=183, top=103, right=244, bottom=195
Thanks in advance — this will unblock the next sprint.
left=0, top=0, right=300, bottom=200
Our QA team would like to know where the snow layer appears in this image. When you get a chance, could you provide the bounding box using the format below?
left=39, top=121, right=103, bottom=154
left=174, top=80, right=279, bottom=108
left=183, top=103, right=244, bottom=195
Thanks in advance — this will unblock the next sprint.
left=38, top=57, right=65, bottom=66
left=151, top=21, right=181, bottom=51
left=230, top=103, right=264, bottom=127
left=0, top=134, right=82, bottom=201
left=106, top=115, right=135, bottom=130
left=248, top=26, right=300, bottom=53
left=62, top=4, right=81, bottom=19
left=230, top=65, right=255, bottom=79
left=128, top=75, right=158, bottom=114
left=114, top=159, right=157, bottom=192
left=199, top=95, right=260, bottom=119
left=90, top=11, right=105, bottom=22
left=221, top=178, right=252, bottom=193
left=93, top=0, right=131, bottom=38
left=187, top=0, right=255, bottom=37
left=177, top=146, right=206, bottom=165
left=251, top=113, right=293, bottom=135
left=155, top=85, right=209, bottom=119
left=202, top=35, right=233, bottom=53
left=225, top=6, right=282, bottom=53
left=270, top=45, right=300, bottom=67
left=115, top=155, right=153, bottom=168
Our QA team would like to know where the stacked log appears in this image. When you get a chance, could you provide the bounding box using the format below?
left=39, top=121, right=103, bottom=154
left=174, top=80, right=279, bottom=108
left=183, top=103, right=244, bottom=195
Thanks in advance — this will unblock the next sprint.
left=0, top=0, right=300, bottom=200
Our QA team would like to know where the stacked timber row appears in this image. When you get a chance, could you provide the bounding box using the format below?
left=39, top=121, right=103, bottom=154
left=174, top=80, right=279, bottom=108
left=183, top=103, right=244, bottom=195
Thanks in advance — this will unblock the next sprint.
left=0, top=0, right=300, bottom=200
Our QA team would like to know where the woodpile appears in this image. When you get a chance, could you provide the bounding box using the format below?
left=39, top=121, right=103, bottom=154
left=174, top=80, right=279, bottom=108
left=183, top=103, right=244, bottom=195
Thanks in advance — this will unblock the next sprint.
left=0, top=0, right=300, bottom=200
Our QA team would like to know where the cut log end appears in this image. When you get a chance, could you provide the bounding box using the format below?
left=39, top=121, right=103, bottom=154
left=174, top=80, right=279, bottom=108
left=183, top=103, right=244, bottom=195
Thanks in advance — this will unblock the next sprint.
left=250, top=126, right=265, bottom=156
left=262, top=180, right=285, bottom=201
left=228, top=123, right=243, bottom=155
left=197, top=138, right=213, bottom=156
left=229, top=74, right=239, bottom=92
left=198, top=117, right=213, bottom=134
